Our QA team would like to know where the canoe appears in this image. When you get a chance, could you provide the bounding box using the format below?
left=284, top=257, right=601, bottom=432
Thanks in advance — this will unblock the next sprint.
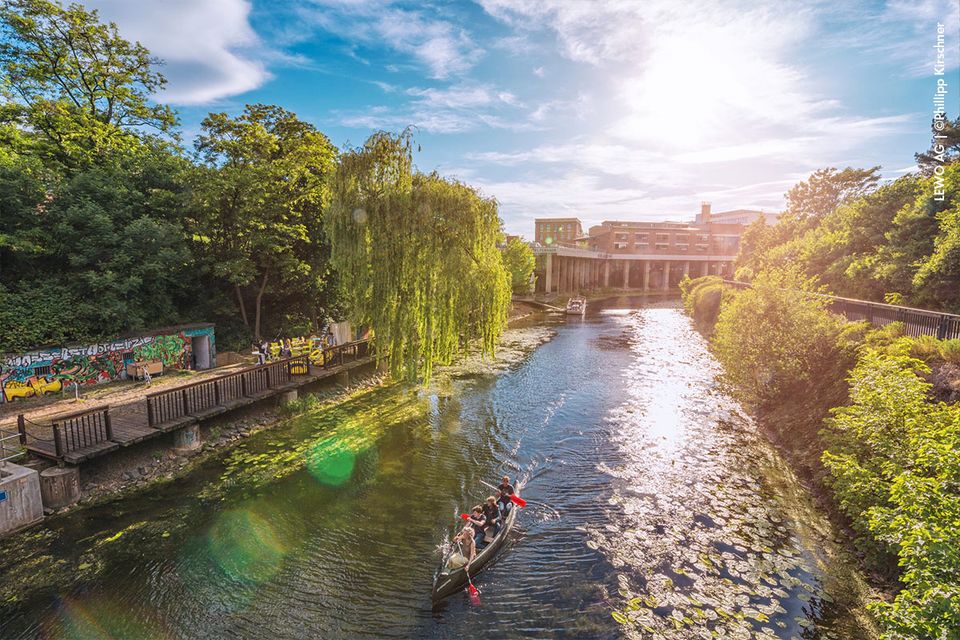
left=431, top=485, right=523, bottom=602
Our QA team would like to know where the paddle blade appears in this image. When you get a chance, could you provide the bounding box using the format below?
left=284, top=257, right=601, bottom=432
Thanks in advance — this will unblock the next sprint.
left=468, top=582, right=480, bottom=604
left=460, top=513, right=470, bottom=520
left=510, top=494, right=527, bottom=508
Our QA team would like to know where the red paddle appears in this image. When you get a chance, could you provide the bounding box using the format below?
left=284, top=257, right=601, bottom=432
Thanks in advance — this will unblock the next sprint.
left=466, top=571, right=480, bottom=604
left=480, top=479, right=526, bottom=507
left=460, top=513, right=470, bottom=520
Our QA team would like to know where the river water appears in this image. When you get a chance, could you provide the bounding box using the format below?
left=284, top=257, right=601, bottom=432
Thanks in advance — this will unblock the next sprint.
left=0, top=299, right=876, bottom=639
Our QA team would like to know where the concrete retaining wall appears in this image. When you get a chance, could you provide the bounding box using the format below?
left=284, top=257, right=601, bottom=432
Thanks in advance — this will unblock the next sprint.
left=0, top=462, right=43, bottom=536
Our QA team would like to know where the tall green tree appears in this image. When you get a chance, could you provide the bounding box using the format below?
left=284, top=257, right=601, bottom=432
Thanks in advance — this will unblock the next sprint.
left=0, top=0, right=177, bottom=167
left=502, top=236, right=535, bottom=294
left=191, top=104, right=338, bottom=341
left=326, top=131, right=510, bottom=382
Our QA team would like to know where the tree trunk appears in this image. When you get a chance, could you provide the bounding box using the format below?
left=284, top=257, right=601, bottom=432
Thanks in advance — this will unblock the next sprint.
left=235, top=284, right=249, bottom=327
left=253, top=270, right=269, bottom=341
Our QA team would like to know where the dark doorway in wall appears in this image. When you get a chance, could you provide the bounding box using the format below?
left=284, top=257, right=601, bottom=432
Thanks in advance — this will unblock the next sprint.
left=191, top=335, right=211, bottom=370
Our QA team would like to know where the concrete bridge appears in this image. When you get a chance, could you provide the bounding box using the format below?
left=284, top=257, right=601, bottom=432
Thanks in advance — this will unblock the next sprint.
left=534, top=245, right=735, bottom=294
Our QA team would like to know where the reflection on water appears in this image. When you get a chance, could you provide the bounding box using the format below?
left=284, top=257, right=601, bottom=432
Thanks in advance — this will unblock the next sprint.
left=0, top=301, right=875, bottom=639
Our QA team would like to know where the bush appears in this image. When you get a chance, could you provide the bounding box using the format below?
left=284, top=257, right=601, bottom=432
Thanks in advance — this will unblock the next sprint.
left=909, top=335, right=943, bottom=362
left=822, top=351, right=960, bottom=638
left=679, top=275, right=727, bottom=331
left=938, top=339, right=960, bottom=364
left=709, top=269, right=851, bottom=411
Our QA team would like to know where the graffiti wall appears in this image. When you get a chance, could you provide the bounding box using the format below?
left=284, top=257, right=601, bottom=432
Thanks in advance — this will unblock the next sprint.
left=0, top=325, right=215, bottom=404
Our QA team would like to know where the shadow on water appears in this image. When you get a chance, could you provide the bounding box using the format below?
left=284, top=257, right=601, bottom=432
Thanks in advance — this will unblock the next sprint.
left=0, top=298, right=876, bottom=639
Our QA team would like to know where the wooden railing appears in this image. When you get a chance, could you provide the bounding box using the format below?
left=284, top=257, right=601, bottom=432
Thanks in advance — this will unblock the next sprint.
left=724, top=280, right=960, bottom=339
left=51, top=405, right=112, bottom=457
left=316, top=339, right=371, bottom=368
left=144, top=354, right=316, bottom=428
left=15, top=342, right=374, bottom=461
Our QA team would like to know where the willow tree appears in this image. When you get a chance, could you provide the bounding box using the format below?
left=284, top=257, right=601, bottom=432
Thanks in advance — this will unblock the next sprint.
left=327, top=132, right=510, bottom=382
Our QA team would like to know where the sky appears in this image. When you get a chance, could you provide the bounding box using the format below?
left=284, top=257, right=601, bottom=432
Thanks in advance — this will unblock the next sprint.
left=85, top=0, right=960, bottom=237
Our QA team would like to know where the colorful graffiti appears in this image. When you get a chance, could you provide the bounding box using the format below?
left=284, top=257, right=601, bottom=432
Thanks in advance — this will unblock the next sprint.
left=133, top=335, right=187, bottom=368
left=0, top=326, right=215, bottom=404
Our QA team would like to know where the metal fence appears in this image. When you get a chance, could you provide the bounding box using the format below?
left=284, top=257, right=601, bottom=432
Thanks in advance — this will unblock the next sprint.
left=0, top=427, right=24, bottom=470
left=723, top=280, right=960, bottom=339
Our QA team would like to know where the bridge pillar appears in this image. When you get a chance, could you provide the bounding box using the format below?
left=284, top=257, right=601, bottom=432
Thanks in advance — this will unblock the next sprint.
left=662, top=262, right=671, bottom=291
left=173, top=424, right=201, bottom=451
left=39, top=466, right=80, bottom=509
left=684, top=261, right=690, bottom=280
left=643, top=261, right=650, bottom=291
left=623, top=260, right=631, bottom=289
left=603, top=261, right=610, bottom=288
left=544, top=253, right=553, bottom=293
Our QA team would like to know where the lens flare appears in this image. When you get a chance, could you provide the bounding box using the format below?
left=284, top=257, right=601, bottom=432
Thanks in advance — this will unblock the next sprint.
left=51, top=596, right=168, bottom=640
left=207, top=509, right=286, bottom=584
left=305, top=436, right=357, bottom=486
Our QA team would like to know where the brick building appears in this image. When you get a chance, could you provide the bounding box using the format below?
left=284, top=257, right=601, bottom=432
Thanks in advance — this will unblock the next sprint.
left=532, top=204, right=772, bottom=293
left=534, top=218, right=583, bottom=245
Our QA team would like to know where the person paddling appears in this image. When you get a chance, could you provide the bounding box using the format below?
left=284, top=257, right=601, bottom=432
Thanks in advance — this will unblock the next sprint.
left=467, top=505, right=488, bottom=549
left=497, top=475, right=515, bottom=515
left=449, top=524, right=476, bottom=570
left=483, top=496, right=502, bottom=538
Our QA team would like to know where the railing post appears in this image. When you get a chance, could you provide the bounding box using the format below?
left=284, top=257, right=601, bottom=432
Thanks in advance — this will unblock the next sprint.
left=147, top=397, right=155, bottom=428
left=241, top=372, right=248, bottom=397
left=265, top=366, right=272, bottom=388
left=181, top=389, right=190, bottom=416
left=937, top=315, right=949, bottom=339
left=214, top=379, right=221, bottom=405
left=53, top=423, right=63, bottom=458
left=17, top=414, right=26, bottom=445
left=104, top=408, right=114, bottom=441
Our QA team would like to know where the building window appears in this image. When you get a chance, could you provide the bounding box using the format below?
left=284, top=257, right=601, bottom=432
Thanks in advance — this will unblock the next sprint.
left=615, top=233, right=629, bottom=241
left=676, top=244, right=689, bottom=251
left=656, top=233, right=669, bottom=242
left=635, top=233, right=648, bottom=241
left=675, top=234, right=689, bottom=243
left=696, top=244, right=708, bottom=251
left=697, top=234, right=709, bottom=242
left=614, top=242, right=628, bottom=249
left=633, top=242, right=649, bottom=250
left=655, top=243, right=669, bottom=250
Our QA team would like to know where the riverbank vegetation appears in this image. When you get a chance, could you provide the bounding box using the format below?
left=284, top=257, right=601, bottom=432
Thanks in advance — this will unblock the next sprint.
left=682, top=120, right=960, bottom=637
left=682, top=274, right=960, bottom=638
left=0, top=0, right=514, bottom=372
left=733, top=143, right=960, bottom=313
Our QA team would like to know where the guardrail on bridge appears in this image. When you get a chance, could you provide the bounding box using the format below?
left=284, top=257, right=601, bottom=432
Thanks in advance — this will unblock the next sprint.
left=723, top=280, right=960, bottom=339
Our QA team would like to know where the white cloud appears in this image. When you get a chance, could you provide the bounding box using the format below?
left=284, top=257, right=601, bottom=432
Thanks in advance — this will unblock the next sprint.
left=301, top=1, right=482, bottom=79
left=87, top=0, right=270, bottom=105
left=338, top=82, right=530, bottom=133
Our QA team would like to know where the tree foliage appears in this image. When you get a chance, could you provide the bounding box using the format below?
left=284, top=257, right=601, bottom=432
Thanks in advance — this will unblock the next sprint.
left=736, top=159, right=960, bottom=313
left=709, top=269, right=852, bottom=412
left=502, top=236, right=534, bottom=295
left=191, top=104, right=338, bottom=340
left=0, top=0, right=176, bottom=166
left=326, top=131, right=510, bottom=382
left=823, top=352, right=960, bottom=639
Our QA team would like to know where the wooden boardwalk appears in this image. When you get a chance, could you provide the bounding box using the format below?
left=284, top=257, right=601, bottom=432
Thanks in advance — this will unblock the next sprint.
left=17, top=341, right=376, bottom=465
